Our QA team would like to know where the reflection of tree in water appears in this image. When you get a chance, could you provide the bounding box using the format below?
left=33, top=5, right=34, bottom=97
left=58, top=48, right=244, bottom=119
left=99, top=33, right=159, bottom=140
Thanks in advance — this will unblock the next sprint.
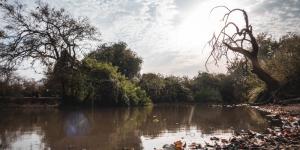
left=0, top=105, right=269, bottom=149
left=190, top=106, right=269, bottom=133
left=0, top=107, right=153, bottom=150
left=141, top=104, right=193, bottom=136
left=0, top=109, right=58, bottom=149
left=140, top=104, right=269, bottom=138
left=107, top=107, right=152, bottom=149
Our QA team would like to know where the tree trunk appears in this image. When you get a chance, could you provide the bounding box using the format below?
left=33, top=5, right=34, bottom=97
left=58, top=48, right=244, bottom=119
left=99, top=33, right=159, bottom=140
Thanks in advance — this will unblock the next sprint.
left=61, top=80, right=67, bottom=103
left=250, top=57, right=280, bottom=91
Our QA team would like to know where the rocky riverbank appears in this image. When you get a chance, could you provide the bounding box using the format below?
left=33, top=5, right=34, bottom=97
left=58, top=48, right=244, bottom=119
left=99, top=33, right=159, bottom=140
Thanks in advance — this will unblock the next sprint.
left=159, top=104, right=300, bottom=150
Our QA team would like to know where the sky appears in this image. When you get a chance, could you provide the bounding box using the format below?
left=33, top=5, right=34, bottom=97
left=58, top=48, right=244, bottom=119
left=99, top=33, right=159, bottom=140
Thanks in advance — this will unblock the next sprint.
left=14, top=0, right=300, bottom=79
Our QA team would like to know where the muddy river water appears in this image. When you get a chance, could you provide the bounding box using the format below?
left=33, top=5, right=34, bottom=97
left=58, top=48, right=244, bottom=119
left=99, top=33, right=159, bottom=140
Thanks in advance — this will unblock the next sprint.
left=0, top=104, right=270, bottom=150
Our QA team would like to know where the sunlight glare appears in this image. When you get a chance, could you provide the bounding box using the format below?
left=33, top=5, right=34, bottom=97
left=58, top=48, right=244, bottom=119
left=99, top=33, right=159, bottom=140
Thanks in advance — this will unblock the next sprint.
left=170, top=0, right=245, bottom=53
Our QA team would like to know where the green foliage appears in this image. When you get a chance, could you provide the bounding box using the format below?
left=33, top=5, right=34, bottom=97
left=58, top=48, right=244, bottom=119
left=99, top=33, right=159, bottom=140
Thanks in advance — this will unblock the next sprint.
left=216, top=74, right=236, bottom=103
left=45, top=50, right=83, bottom=104
left=81, top=58, right=151, bottom=106
left=0, top=72, right=45, bottom=98
left=225, top=33, right=300, bottom=103
left=257, top=33, right=280, bottom=59
left=140, top=72, right=241, bottom=104
left=120, top=79, right=151, bottom=106
left=191, top=73, right=224, bottom=103
left=88, top=42, right=143, bottom=79
left=261, top=33, right=300, bottom=99
left=44, top=57, right=151, bottom=106
left=139, top=73, right=165, bottom=102
left=194, top=88, right=222, bottom=103
left=263, top=34, right=300, bottom=80
left=163, top=76, right=194, bottom=102
left=227, top=60, right=265, bottom=102
left=139, top=74, right=193, bottom=103
left=248, top=86, right=266, bottom=103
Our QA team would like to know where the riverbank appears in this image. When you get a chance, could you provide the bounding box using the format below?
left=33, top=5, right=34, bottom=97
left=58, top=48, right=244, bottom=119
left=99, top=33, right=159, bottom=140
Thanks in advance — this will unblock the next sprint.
left=160, top=104, right=300, bottom=150
left=253, top=103, right=300, bottom=115
left=0, top=97, right=60, bottom=107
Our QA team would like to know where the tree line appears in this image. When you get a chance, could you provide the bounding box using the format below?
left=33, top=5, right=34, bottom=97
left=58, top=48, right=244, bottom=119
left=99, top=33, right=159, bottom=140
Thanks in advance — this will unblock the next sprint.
left=0, top=1, right=149, bottom=106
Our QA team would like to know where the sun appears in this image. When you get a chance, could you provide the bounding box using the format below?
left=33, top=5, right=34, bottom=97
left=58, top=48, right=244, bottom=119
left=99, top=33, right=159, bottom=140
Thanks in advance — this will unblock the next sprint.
left=170, top=4, right=214, bottom=50
left=169, top=1, right=244, bottom=52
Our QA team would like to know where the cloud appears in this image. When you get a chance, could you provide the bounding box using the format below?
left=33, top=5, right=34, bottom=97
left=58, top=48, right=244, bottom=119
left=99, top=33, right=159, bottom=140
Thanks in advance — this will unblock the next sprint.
left=12, top=0, right=300, bottom=79
left=249, top=0, right=300, bottom=37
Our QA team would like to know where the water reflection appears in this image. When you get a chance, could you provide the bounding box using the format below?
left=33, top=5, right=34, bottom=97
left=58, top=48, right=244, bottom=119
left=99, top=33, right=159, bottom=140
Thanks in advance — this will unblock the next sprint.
left=64, top=112, right=90, bottom=137
left=0, top=104, right=269, bottom=150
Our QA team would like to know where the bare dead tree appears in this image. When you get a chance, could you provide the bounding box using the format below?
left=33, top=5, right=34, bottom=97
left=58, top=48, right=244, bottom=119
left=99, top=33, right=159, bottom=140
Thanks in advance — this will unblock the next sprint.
left=0, top=1, right=99, bottom=98
left=0, top=1, right=98, bottom=69
left=207, top=6, right=279, bottom=92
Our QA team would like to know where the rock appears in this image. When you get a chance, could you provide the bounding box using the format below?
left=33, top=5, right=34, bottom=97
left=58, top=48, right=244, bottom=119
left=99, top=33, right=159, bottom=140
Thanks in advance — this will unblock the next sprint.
left=205, top=142, right=214, bottom=148
left=266, top=114, right=278, bottom=118
left=153, top=118, right=159, bottom=123
left=188, top=143, right=202, bottom=149
left=210, top=137, right=220, bottom=141
left=174, top=140, right=185, bottom=150
left=162, top=144, right=175, bottom=150
left=161, top=105, right=300, bottom=150
left=221, top=139, right=229, bottom=143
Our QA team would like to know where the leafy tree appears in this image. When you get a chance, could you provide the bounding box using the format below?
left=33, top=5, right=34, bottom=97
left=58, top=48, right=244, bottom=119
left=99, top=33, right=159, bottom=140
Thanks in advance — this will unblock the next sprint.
left=80, top=58, right=151, bottom=106
left=44, top=57, right=151, bottom=106
left=139, top=73, right=165, bottom=102
left=215, top=74, right=236, bottom=103
left=191, top=73, right=219, bottom=90
left=256, top=33, right=279, bottom=59
left=261, top=33, right=300, bottom=99
left=139, top=74, right=193, bottom=103
left=226, top=33, right=300, bottom=102
left=48, top=50, right=82, bottom=103
left=190, top=73, right=222, bottom=103
left=161, top=76, right=193, bottom=102
left=88, top=42, right=142, bottom=79
left=263, top=33, right=300, bottom=81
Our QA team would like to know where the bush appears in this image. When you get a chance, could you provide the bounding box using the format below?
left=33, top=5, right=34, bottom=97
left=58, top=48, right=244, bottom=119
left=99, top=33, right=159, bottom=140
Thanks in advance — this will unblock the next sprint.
left=194, top=88, right=222, bottom=103
left=80, top=58, right=151, bottom=106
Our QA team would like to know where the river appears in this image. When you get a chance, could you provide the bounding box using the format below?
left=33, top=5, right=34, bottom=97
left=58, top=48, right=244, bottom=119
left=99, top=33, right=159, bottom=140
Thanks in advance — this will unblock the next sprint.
left=0, top=104, right=270, bottom=150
